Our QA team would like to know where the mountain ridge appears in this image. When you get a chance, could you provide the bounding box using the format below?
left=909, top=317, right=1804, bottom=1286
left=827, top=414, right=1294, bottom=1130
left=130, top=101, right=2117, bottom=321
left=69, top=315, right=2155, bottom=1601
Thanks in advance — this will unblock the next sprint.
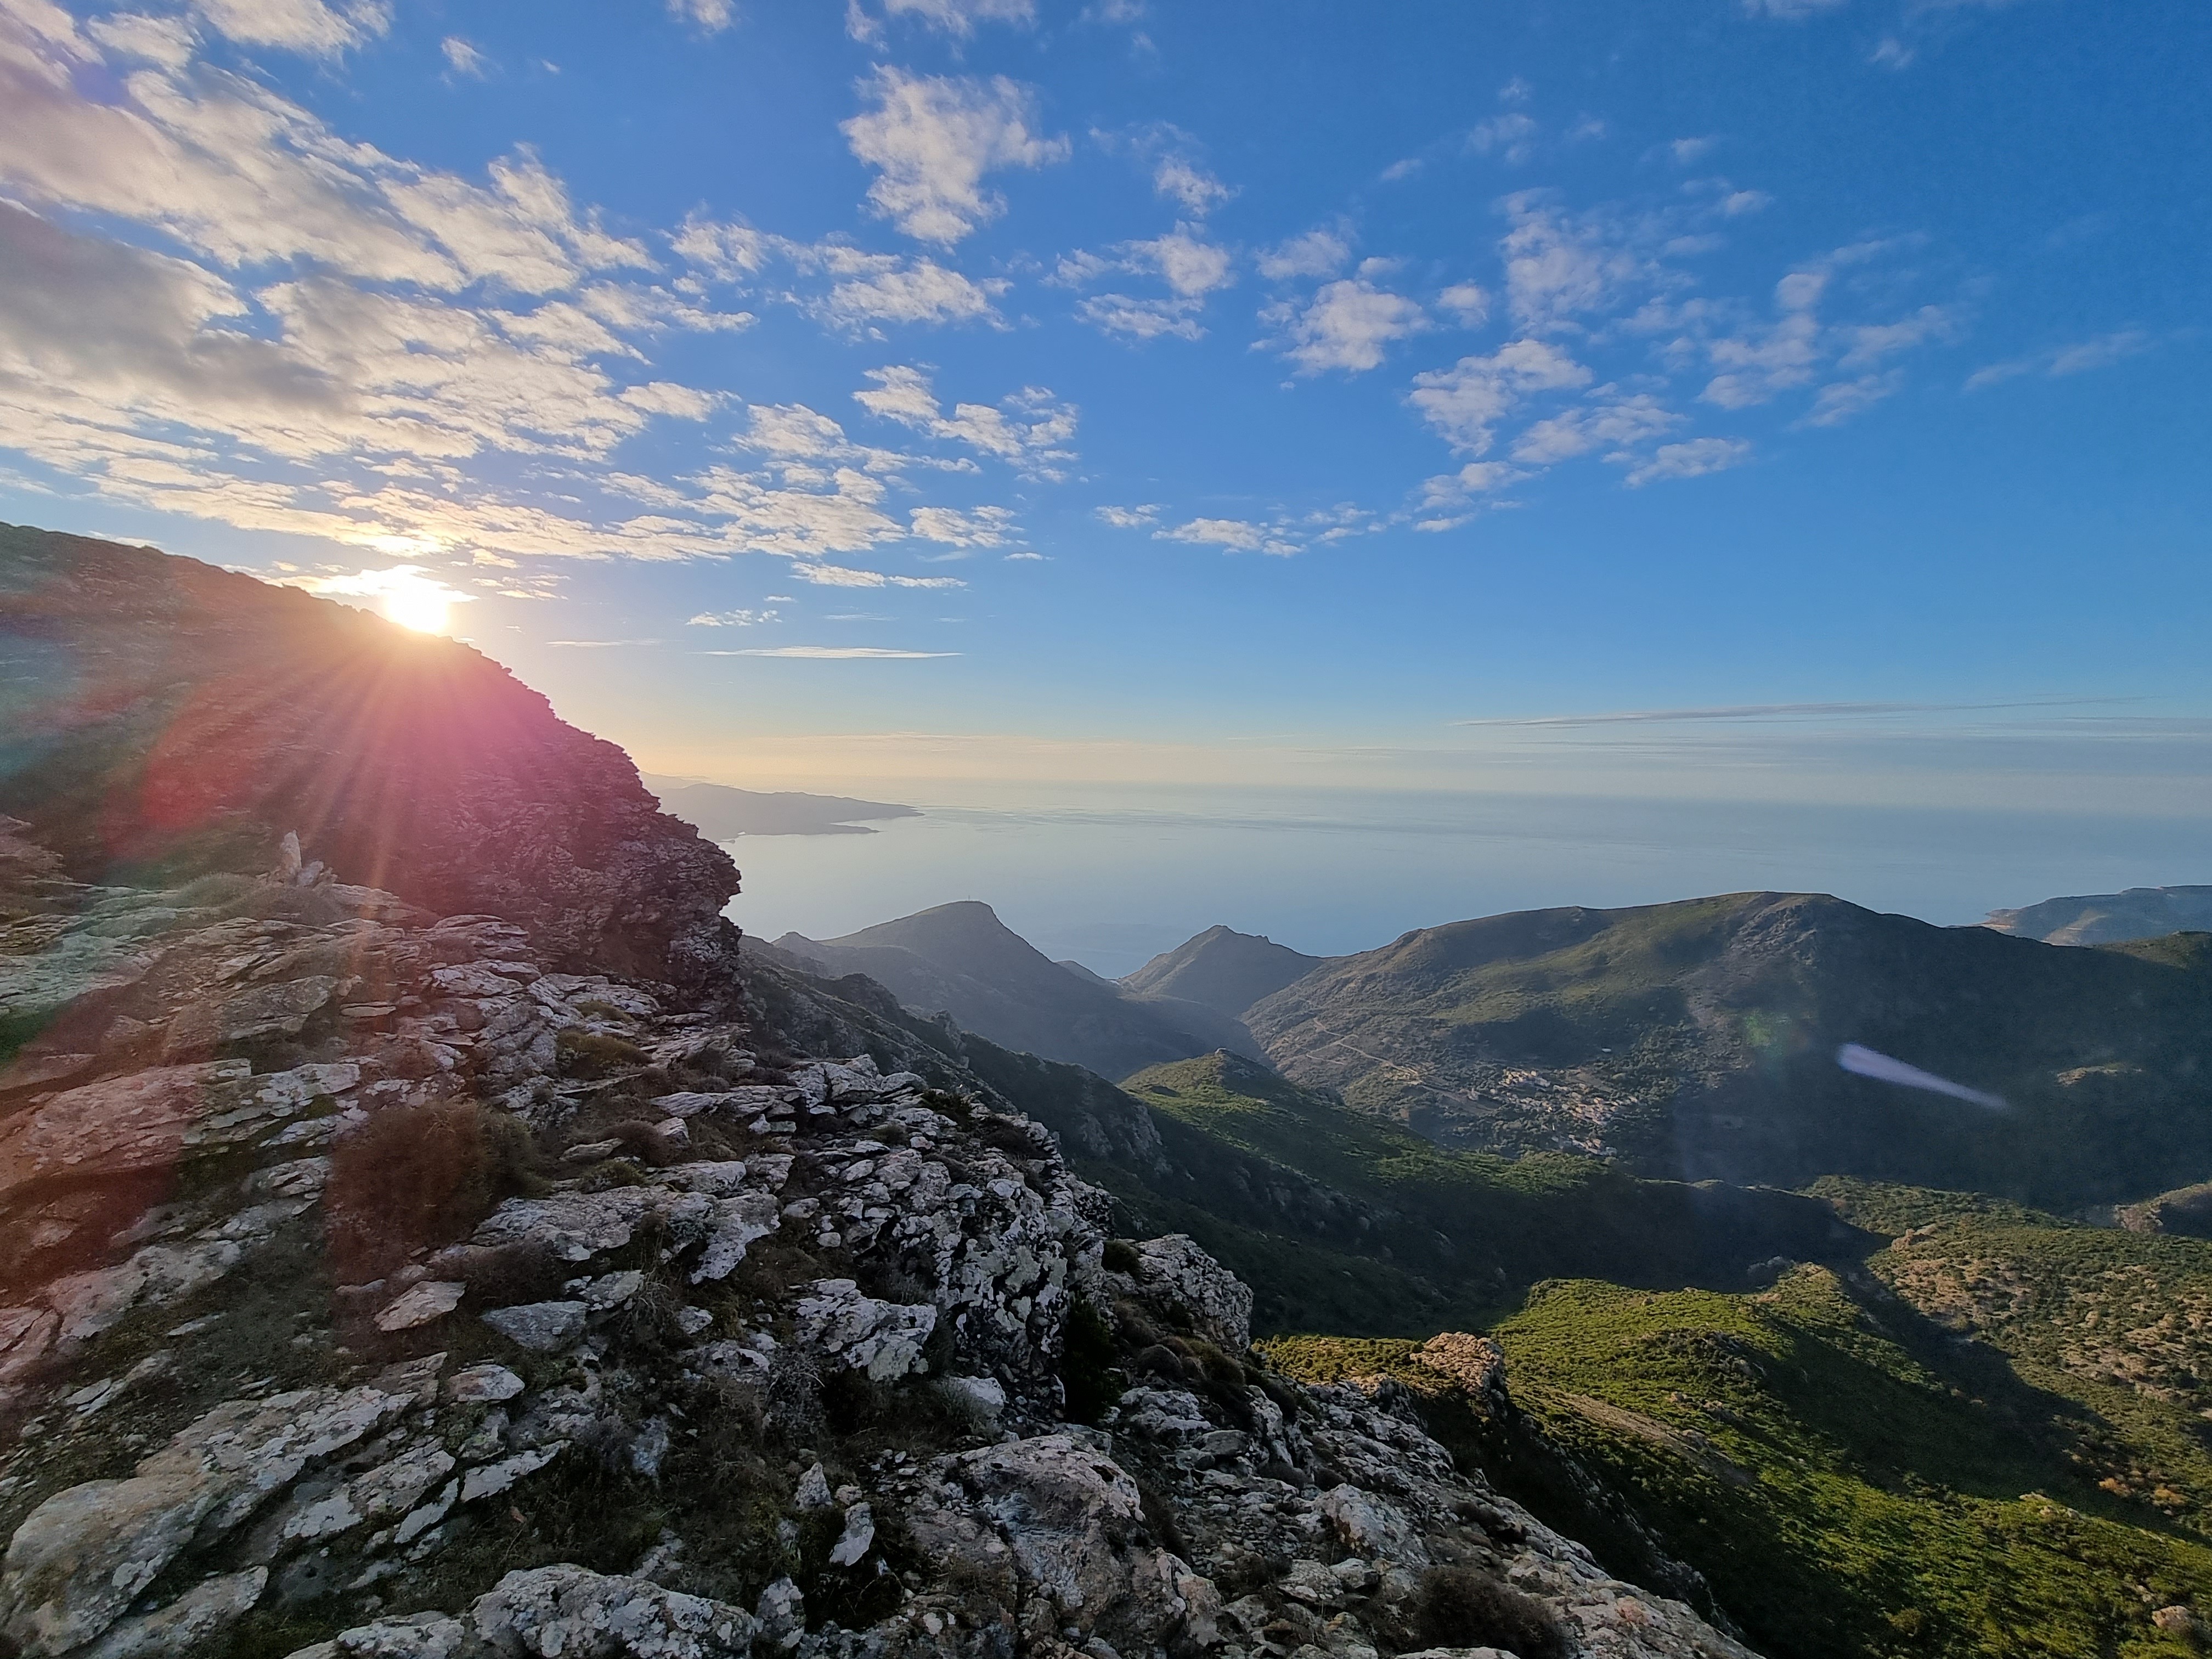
left=775, top=899, right=1264, bottom=1078
left=1983, top=884, right=2212, bottom=946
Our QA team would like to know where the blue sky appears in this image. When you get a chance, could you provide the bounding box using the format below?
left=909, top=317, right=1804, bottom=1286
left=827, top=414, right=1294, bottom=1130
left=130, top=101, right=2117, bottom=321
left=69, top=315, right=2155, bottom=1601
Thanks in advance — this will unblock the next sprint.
left=1, top=0, right=2207, bottom=826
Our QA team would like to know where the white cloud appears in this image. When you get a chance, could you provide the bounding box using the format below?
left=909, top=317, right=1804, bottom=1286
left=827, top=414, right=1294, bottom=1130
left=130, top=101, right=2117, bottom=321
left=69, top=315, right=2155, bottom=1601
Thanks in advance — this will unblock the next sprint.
left=712, top=645, right=958, bottom=658
left=1257, top=229, right=1350, bottom=283
left=0, top=13, right=648, bottom=292
left=1417, top=461, right=1525, bottom=516
left=1468, top=112, right=1537, bottom=165
left=842, top=68, right=1068, bottom=245
left=279, top=562, right=472, bottom=610
left=1743, top=0, right=1846, bottom=14
left=1154, top=156, right=1232, bottom=216
left=820, top=256, right=1009, bottom=329
left=1801, top=371, right=1903, bottom=426
left=1004, top=550, right=1043, bottom=560
left=787, top=562, right=966, bottom=589
left=1839, top=304, right=1957, bottom=368
left=854, top=365, right=1077, bottom=476
left=87, top=13, right=196, bottom=67
left=193, top=0, right=388, bottom=57
left=689, top=608, right=781, bottom=625
left=1127, top=228, right=1234, bottom=297
left=1510, top=393, right=1678, bottom=464
left=1437, top=283, right=1489, bottom=326
left=1256, top=228, right=1353, bottom=285
left=911, top=504, right=1017, bottom=545
left=441, top=36, right=488, bottom=77
left=1076, top=295, right=1204, bottom=342
left=1498, top=194, right=1662, bottom=334
left=848, top=0, right=1034, bottom=40
left=670, top=216, right=774, bottom=280
left=1622, top=436, right=1751, bottom=486
left=691, top=465, right=905, bottom=556
left=1699, top=267, right=1827, bottom=407
left=1054, top=227, right=1233, bottom=340
left=1668, top=137, right=1717, bottom=165
left=669, top=0, right=735, bottom=32
left=1269, top=279, right=1430, bottom=375
left=1407, top=338, right=1592, bottom=454
left=1965, top=329, right=2152, bottom=391
left=1094, top=504, right=1159, bottom=527
left=1155, top=517, right=1300, bottom=556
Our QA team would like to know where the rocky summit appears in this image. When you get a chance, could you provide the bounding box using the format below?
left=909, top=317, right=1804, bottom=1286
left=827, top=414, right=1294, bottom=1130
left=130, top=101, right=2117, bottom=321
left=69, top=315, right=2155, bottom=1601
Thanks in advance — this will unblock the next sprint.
left=0, top=535, right=1752, bottom=1659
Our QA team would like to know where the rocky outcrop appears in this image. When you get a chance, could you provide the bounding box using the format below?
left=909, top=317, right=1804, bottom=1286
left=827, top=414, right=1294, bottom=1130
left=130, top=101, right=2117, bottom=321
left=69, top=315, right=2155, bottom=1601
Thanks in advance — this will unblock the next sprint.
left=1, top=525, right=738, bottom=986
left=0, top=817, right=1759, bottom=1657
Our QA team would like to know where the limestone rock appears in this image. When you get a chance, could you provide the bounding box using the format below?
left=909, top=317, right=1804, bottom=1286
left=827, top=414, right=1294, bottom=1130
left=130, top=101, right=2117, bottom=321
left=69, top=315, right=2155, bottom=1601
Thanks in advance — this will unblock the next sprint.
left=910, top=1434, right=1192, bottom=1651
left=1132, top=1233, right=1254, bottom=1351
left=1411, top=1332, right=1508, bottom=1412
left=445, top=1363, right=525, bottom=1404
left=480, top=1301, right=588, bottom=1352
left=0, top=1385, right=410, bottom=1653
left=828, top=1502, right=875, bottom=1567
left=81, top=1566, right=267, bottom=1659
left=470, top=1564, right=758, bottom=1657
left=375, top=1282, right=466, bottom=1332
left=791, top=1280, right=937, bottom=1380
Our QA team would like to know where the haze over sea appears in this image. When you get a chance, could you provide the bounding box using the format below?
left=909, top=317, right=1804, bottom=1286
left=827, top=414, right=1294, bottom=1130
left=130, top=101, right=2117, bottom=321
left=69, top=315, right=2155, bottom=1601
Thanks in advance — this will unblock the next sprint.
left=721, top=782, right=2205, bottom=975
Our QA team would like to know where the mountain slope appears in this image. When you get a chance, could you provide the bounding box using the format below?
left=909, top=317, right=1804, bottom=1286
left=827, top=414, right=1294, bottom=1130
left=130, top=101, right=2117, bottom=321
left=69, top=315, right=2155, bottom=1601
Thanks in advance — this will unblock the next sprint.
left=1984, top=885, right=2212, bottom=946
left=1108, top=1051, right=1867, bottom=1331
left=1120, top=923, right=1323, bottom=1018
left=776, top=900, right=1262, bottom=1077
left=1245, top=890, right=2212, bottom=1206
left=1273, top=1251, right=2212, bottom=1659
left=1, top=523, right=738, bottom=985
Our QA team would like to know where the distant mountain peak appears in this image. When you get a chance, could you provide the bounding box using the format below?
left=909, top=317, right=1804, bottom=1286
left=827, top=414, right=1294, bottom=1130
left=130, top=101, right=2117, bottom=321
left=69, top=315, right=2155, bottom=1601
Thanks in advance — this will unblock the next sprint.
left=1120, top=923, right=1322, bottom=1020
left=1983, top=884, right=2212, bottom=947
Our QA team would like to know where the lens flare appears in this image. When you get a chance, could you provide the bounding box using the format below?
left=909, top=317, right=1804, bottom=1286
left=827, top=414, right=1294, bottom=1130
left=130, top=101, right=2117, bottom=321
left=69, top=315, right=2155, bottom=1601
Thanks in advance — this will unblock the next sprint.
left=273, top=565, right=472, bottom=636
left=382, top=585, right=452, bottom=634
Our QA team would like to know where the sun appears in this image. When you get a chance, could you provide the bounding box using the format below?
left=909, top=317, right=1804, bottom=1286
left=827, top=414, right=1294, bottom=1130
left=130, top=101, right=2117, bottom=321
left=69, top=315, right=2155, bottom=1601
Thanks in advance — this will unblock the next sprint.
left=382, top=586, right=452, bottom=634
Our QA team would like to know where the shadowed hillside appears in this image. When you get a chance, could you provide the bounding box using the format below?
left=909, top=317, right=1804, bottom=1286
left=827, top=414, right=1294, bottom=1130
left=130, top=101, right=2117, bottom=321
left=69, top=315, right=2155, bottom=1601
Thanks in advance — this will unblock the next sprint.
left=1119, top=923, right=1323, bottom=1019
left=1245, top=890, right=2212, bottom=1206
left=775, top=900, right=1261, bottom=1077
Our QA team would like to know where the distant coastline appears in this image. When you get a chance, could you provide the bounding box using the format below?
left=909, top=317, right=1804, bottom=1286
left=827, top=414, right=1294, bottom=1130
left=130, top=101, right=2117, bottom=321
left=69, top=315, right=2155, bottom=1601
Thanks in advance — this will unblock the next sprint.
left=641, top=775, right=920, bottom=838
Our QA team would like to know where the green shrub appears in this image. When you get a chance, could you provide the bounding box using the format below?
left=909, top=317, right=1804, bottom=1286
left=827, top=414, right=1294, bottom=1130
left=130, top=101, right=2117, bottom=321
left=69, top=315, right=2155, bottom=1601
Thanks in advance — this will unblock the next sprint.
left=325, top=1102, right=543, bottom=1279
left=1414, top=1565, right=1568, bottom=1659
left=557, top=1029, right=646, bottom=1077
left=1057, top=1301, right=1120, bottom=1424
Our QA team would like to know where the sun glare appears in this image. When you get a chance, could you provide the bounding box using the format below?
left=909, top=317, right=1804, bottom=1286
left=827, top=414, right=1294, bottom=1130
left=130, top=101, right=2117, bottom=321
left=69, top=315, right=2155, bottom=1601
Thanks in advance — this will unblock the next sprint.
left=382, top=586, right=452, bottom=634
left=281, top=564, right=472, bottom=635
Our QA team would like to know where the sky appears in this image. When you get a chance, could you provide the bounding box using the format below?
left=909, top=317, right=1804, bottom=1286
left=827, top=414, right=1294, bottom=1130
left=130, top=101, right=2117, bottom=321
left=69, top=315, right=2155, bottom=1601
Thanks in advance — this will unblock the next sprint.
left=2, top=0, right=2208, bottom=903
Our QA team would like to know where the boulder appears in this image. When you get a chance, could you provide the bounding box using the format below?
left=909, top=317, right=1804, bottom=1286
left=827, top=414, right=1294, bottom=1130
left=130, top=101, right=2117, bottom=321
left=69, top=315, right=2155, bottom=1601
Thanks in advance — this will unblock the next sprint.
left=791, top=1280, right=936, bottom=1380
left=481, top=1301, right=588, bottom=1352
left=470, top=1564, right=758, bottom=1657
left=910, top=1434, right=1193, bottom=1650
left=0, top=1385, right=411, bottom=1654
left=0, top=1062, right=251, bottom=1203
left=375, top=1281, right=466, bottom=1332
left=1411, top=1332, right=1508, bottom=1413
left=1132, top=1234, right=1253, bottom=1351
left=445, top=1363, right=526, bottom=1404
